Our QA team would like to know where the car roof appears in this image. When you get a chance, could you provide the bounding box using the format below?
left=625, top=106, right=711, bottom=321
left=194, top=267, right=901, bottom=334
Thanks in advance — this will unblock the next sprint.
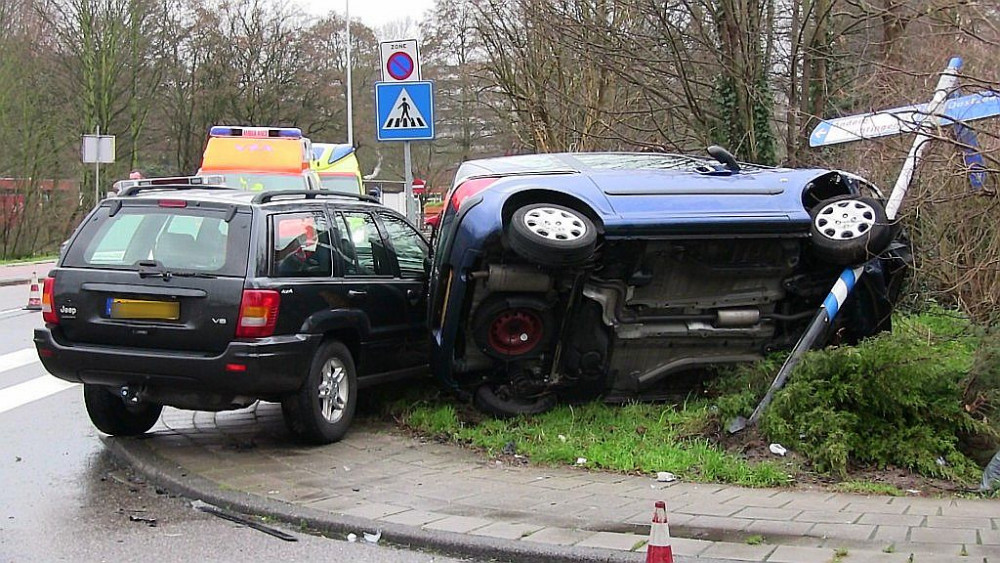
left=113, top=186, right=382, bottom=209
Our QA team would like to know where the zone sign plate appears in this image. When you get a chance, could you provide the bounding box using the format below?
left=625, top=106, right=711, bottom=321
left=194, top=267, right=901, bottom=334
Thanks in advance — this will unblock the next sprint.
left=380, top=39, right=420, bottom=83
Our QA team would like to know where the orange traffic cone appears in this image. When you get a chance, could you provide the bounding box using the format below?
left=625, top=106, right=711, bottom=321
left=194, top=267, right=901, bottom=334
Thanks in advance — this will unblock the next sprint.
left=24, top=272, right=41, bottom=311
left=646, top=500, right=674, bottom=563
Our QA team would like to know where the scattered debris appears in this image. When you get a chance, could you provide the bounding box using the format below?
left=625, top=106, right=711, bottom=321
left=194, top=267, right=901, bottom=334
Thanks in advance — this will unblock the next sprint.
left=14, top=456, right=21, bottom=462
left=227, top=439, right=257, bottom=452
left=502, top=441, right=517, bottom=455
left=656, top=472, right=677, bottom=483
left=906, top=489, right=921, bottom=495
left=363, top=530, right=381, bottom=544
left=769, top=443, right=788, bottom=457
left=347, top=533, right=358, bottom=542
left=575, top=457, right=587, bottom=466
left=128, top=514, right=157, bottom=527
left=267, top=490, right=279, bottom=495
left=935, top=457, right=948, bottom=467
left=191, top=500, right=297, bottom=542
left=558, top=435, right=567, bottom=443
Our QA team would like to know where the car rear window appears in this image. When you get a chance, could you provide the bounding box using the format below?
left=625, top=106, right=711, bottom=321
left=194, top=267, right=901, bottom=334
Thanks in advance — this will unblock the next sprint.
left=63, top=204, right=251, bottom=277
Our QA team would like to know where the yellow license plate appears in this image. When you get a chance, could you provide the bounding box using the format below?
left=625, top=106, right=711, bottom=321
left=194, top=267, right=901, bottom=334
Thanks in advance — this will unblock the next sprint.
left=107, top=298, right=180, bottom=320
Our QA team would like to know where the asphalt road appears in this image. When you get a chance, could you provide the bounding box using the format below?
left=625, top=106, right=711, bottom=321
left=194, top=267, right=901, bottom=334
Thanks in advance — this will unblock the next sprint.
left=0, top=283, right=470, bottom=562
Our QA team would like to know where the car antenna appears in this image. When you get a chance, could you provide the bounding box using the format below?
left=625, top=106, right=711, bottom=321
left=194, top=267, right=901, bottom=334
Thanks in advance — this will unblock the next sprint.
left=707, top=145, right=741, bottom=173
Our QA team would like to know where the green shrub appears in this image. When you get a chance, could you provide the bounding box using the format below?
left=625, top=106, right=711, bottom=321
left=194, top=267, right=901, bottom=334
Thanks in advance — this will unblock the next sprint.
left=720, top=311, right=991, bottom=481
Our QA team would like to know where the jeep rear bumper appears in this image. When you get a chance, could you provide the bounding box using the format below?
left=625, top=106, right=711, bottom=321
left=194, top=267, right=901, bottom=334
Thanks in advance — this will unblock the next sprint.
left=34, top=327, right=320, bottom=400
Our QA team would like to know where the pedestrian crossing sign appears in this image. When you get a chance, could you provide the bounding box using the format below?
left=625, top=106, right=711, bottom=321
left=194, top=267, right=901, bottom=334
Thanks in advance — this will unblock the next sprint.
left=375, top=81, right=435, bottom=141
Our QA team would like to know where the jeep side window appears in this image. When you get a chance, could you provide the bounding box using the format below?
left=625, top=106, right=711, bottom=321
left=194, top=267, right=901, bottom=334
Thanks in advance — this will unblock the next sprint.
left=379, top=213, right=428, bottom=279
left=270, top=212, right=332, bottom=278
left=338, top=211, right=391, bottom=276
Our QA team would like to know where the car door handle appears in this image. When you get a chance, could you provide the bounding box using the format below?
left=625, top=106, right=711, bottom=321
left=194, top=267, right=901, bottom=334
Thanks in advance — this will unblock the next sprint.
left=348, top=290, right=367, bottom=298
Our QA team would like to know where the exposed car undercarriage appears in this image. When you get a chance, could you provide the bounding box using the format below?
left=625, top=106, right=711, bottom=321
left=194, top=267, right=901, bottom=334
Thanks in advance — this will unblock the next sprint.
left=453, top=231, right=900, bottom=416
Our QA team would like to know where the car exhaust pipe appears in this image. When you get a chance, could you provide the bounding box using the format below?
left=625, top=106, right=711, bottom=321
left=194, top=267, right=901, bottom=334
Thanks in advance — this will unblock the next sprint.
left=470, top=264, right=553, bottom=293
left=714, top=309, right=761, bottom=328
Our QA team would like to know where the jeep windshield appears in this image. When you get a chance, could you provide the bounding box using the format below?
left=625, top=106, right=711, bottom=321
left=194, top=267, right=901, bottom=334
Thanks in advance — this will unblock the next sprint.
left=62, top=204, right=250, bottom=277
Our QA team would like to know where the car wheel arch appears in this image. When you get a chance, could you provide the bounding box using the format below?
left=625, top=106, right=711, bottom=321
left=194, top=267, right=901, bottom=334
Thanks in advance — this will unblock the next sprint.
left=500, top=189, right=604, bottom=235
left=801, top=170, right=865, bottom=213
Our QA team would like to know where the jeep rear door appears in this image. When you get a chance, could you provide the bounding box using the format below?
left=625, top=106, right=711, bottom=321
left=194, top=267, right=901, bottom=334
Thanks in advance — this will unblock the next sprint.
left=55, top=200, right=251, bottom=354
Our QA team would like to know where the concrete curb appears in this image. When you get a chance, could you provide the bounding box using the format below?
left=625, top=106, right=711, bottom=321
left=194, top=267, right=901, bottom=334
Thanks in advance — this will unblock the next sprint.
left=103, top=436, right=736, bottom=563
left=0, top=277, right=32, bottom=288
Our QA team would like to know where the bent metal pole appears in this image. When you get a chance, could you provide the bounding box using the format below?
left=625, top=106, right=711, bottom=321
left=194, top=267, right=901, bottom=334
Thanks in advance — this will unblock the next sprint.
left=734, top=57, right=964, bottom=431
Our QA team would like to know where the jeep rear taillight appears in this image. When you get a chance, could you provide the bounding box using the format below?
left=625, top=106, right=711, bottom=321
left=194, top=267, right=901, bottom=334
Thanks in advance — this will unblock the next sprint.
left=235, top=290, right=280, bottom=338
left=450, top=178, right=498, bottom=211
left=41, top=277, right=58, bottom=324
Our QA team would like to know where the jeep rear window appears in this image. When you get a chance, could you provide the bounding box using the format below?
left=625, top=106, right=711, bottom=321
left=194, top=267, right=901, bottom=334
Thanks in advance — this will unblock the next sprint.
left=63, top=205, right=250, bottom=276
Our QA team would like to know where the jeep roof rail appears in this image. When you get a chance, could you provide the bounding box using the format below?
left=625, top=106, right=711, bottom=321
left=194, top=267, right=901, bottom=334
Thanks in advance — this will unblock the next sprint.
left=252, top=190, right=380, bottom=205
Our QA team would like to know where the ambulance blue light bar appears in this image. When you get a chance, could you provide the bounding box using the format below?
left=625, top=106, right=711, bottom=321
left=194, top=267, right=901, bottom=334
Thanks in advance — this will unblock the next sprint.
left=209, top=126, right=302, bottom=139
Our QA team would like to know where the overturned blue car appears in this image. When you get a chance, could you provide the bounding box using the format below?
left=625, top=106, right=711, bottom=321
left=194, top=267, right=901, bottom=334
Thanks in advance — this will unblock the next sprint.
left=428, top=151, right=908, bottom=417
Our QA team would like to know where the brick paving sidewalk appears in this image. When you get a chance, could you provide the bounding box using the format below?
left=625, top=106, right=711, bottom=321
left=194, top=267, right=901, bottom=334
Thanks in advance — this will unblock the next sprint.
left=107, top=402, right=1000, bottom=563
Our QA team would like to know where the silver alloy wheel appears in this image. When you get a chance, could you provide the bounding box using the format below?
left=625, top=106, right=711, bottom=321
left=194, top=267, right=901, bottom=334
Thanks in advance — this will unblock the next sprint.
left=814, top=199, right=876, bottom=240
left=522, top=206, right=587, bottom=241
left=317, top=357, right=348, bottom=423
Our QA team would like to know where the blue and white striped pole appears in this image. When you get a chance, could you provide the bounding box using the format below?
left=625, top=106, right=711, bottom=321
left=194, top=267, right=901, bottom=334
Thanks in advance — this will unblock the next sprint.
left=733, top=58, right=964, bottom=432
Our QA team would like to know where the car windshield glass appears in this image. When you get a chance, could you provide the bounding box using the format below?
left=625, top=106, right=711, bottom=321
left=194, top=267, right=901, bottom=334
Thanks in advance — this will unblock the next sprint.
left=62, top=205, right=250, bottom=277
left=319, top=175, right=362, bottom=195
left=218, top=173, right=306, bottom=192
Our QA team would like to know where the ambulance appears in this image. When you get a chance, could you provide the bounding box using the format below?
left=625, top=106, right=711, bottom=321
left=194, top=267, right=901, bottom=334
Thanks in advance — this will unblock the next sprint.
left=310, top=143, right=364, bottom=195
left=198, top=126, right=322, bottom=191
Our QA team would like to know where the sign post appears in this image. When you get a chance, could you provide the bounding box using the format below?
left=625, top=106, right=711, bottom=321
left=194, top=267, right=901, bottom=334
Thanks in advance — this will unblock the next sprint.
left=81, top=126, right=115, bottom=207
left=377, top=39, right=427, bottom=224
left=731, top=57, right=983, bottom=433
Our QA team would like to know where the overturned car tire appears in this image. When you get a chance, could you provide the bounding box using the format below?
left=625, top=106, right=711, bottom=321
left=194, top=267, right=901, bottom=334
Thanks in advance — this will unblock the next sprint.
left=507, top=203, right=597, bottom=266
left=809, top=195, right=893, bottom=266
left=474, top=383, right=557, bottom=418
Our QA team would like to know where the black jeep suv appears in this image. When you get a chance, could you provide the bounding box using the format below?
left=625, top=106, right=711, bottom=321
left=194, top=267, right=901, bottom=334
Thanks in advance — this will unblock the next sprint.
left=34, top=182, right=430, bottom=444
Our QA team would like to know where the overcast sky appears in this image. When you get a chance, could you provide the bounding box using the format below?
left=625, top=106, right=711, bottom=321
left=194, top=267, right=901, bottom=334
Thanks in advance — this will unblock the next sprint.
left=300, top=0, right=435, bottom=29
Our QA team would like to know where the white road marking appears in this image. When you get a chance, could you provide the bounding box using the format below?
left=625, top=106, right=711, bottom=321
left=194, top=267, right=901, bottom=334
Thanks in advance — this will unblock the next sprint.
left=0, top=348, right=77, bottom=415
left=0, top=376, right=76, bottom=415
left=0, top=348, right=42, bottom=372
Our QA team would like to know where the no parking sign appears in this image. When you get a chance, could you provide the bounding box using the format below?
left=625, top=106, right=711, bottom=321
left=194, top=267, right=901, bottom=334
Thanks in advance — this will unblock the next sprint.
left=380, top=39, right=420, bottom=83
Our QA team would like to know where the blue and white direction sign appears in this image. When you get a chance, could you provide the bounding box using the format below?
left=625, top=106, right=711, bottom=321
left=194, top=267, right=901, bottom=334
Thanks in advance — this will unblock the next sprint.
left=375, top=81, right=435, bottom=141
left=810, top=90, right=1000, bottom=147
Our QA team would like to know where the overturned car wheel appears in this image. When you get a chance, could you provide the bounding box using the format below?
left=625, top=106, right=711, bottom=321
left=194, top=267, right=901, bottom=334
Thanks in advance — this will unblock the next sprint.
left=507, top=203, right=597, bottom=266
left=810, top=195, right=893, bottom=266
left=474, top=383, right=557, bottom=418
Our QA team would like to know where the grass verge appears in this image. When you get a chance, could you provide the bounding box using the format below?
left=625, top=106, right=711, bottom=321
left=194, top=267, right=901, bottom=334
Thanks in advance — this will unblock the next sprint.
left=376, top=307, right=998, bottom=491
